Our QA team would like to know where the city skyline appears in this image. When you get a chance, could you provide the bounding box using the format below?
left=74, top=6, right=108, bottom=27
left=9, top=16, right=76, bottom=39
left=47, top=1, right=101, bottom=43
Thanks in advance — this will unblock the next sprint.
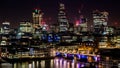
left=0, top=0, right=120, bottom=28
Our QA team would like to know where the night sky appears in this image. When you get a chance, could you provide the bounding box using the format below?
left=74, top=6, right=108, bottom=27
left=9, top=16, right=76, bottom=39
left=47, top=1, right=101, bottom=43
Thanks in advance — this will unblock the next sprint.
left=0, top=0, right=120, bottom=28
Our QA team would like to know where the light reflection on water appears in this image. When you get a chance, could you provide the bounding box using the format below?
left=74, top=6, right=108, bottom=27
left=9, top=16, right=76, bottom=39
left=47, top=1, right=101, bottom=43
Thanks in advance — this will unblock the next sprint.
left=0, top=58, right=98, bottom=68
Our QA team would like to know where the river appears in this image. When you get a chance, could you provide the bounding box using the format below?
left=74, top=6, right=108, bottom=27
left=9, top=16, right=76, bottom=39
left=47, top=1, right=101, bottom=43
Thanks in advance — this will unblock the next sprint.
left=0, top=58, right=97, bottom=68
left=0, top=57, right=119, bottom=68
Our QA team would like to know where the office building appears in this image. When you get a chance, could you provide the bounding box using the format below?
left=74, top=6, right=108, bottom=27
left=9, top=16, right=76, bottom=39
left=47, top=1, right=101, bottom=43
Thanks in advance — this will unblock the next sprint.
left=93, top=10, right=109, bottom=34
left=19, top=22, right=33, bottom=33
left=58, top=3, right=69, bottom=32
left=32, top=9, right=43, bottom=28
left=2, top=22, right=10, bottom=34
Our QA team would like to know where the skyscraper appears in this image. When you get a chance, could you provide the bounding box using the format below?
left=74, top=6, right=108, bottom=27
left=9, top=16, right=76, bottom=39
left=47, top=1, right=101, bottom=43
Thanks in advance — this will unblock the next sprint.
left=79, top=15, right=88, bottom=32
left=58, top=3, right=69, bottom=32
left=32, top=9, right=43, bottom=28
left=75, top=10, right=88, bottom=33
left=93, top=10, right=109, bottom=34
left=2, top=22, right=10, bottom=34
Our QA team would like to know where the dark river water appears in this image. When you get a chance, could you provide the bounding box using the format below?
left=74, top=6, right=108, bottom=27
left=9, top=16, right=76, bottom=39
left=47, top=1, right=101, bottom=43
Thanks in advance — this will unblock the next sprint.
left=0, top=58, right=119, bottom=68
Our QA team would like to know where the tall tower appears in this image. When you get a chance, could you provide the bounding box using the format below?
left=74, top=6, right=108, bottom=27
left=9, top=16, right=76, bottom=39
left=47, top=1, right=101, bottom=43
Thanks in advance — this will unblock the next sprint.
left=79, top=15, right=88, bottom=32
left=75, top=9, right=88, bottom=33
left=58, top=3, right=69, bottom=32
left=32, top=9, right=43, bottom=28
left=93, top=10, right=109, bottom=34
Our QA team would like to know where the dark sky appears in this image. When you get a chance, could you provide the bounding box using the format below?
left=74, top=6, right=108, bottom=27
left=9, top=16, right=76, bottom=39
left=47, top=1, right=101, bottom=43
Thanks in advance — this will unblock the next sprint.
left=0, top=0, right=120, bottom=28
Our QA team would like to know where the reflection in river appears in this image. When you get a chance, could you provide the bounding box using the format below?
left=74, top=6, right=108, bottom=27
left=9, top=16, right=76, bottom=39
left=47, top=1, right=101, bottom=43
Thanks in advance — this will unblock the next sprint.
left=53, top=58, right=97, bottom=68
left=0, top=58, right=99, bottom=68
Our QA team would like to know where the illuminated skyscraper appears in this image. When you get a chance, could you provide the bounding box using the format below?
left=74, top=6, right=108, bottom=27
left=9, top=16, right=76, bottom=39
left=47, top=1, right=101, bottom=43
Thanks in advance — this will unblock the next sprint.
left=2, top=22, right=10, bottom=34
left=32, top=9, right=43, bottom=28
left=75, top=10, right=88, bottom=33
left=58, top=3, right=69, bottom=32
left=93, top=10, right=109, bottom=34
left=79, top=15, right=88, bottom=32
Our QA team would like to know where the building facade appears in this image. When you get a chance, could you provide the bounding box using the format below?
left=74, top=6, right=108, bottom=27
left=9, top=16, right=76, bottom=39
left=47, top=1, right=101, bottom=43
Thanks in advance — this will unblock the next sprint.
left=93, top=10, right=109, bottom=34
left=2, top=22, right=10, bottom=34
left=19, top=22, right=33, bottom=33
left=32, top=9, right=43, bottom=29
left=58, top=3, right=69, bottom=32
